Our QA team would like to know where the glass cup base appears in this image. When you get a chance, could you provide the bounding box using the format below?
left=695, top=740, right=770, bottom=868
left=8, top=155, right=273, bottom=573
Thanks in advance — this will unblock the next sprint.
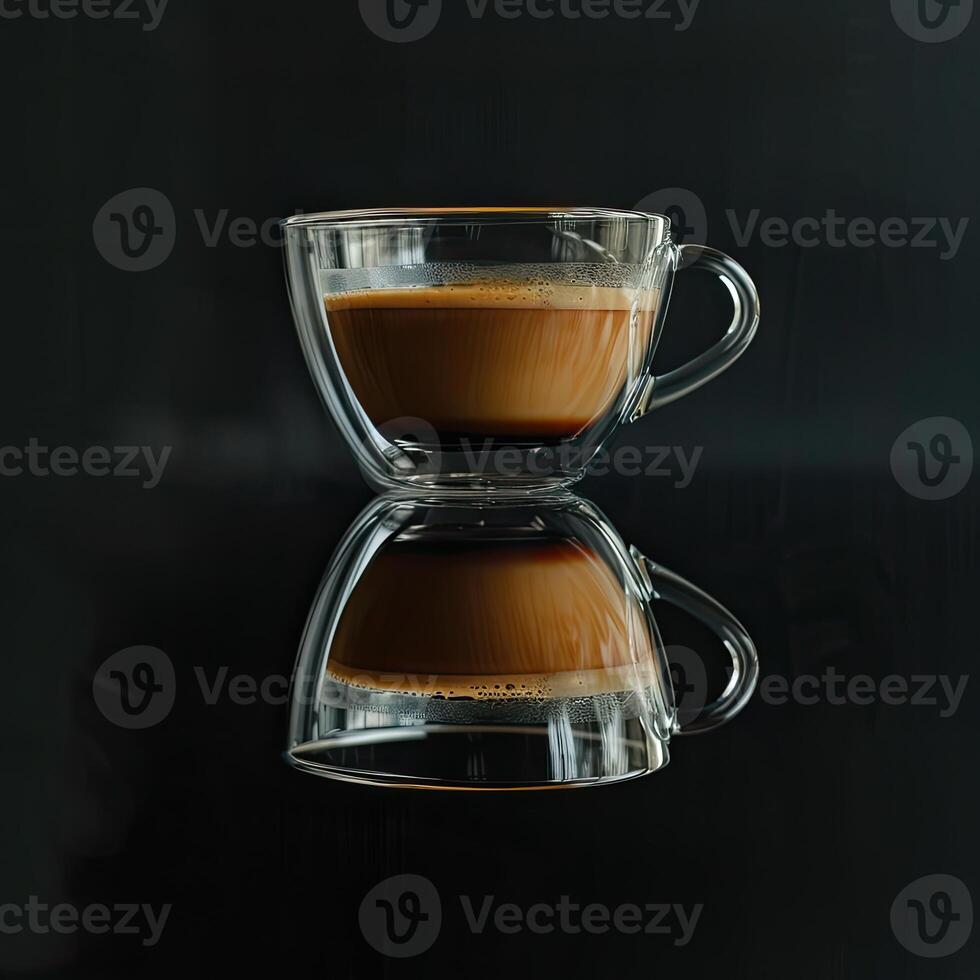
left=361, top=440, right=590, bottom=496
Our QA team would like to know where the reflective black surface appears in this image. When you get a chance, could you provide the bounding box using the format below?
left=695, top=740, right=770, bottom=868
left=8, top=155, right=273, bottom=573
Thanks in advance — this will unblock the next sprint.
left=1, top=1, right=978, bottom=976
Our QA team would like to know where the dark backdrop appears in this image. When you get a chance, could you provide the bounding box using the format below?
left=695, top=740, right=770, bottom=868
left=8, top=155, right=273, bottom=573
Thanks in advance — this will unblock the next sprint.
left=1, top=0, right=978, bottom=976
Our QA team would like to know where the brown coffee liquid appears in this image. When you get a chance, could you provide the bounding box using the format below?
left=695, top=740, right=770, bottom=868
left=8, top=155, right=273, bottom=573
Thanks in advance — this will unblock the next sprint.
left=326, top=283, right=658, bottom=443
left=328, top=537, right=658, bottom=700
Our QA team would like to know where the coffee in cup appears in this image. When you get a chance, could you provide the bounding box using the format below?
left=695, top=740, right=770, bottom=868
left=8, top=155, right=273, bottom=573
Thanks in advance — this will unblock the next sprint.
left=327, top=534, right=659, bottom=700
left=326, top=277, right=660, bottom=446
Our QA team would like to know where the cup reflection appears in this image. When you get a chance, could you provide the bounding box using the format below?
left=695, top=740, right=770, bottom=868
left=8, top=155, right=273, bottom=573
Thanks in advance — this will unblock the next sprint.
left=286, top=493, right=757, bottom=790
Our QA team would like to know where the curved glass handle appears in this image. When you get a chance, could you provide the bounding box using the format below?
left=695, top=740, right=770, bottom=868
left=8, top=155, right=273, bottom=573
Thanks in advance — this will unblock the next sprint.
left=634, top=244, right=760, bottom=416
left=635, top=554, right=759, bottom=735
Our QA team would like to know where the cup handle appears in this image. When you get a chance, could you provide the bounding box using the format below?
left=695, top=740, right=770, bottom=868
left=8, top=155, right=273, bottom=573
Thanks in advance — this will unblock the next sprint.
left=631, top=549, right=759, bottom=735
left=632, top=244, right=760, bottom=417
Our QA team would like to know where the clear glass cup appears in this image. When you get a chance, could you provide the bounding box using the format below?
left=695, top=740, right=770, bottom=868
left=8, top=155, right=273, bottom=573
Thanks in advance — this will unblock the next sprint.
left=282, top=207, right=760, bottom=493
left=286, top=493, right=758, bottom=790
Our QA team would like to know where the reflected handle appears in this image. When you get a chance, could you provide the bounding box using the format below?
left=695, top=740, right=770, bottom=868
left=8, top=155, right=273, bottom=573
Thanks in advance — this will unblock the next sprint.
left=634, top=553, right=758, bottom=735
left=634, top=244, right=760, bottom=415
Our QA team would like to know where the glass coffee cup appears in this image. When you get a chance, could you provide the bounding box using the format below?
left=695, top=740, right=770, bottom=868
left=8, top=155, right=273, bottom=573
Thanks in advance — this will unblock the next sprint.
left=282, top=207, right=760, bottom=493
left=286, top=493, right=758, bottom=790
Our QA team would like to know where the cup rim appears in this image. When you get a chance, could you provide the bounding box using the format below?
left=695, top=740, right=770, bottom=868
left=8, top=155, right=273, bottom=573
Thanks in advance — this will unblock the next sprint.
left=280, top=206, right=669, bottom=229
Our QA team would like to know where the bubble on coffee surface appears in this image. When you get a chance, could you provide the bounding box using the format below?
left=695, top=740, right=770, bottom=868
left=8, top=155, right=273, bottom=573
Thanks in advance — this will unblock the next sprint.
left=325, top=661, right=659, bottom=708
left=330, top=669, right=553, bottom=701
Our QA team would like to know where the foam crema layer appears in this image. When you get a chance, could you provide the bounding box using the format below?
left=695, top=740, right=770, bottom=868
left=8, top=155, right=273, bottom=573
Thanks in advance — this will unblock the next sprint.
left=321, top=261, right=654, bottom=295
left=326, top=281, right=658, bottom=312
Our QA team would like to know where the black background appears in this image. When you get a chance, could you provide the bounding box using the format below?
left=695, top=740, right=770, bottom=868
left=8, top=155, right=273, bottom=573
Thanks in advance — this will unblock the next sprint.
left=1, top=0, right=979, bottom=976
